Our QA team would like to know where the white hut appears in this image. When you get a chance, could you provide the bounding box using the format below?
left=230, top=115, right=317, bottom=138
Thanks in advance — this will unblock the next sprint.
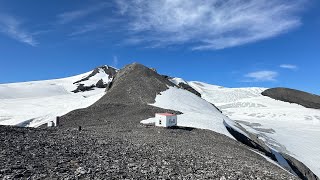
left=155, top=113, right=177, bottom=127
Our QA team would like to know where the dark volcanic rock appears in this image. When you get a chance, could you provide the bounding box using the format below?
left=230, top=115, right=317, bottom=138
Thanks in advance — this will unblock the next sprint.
left=97, top=63, right=175, bottom=105
left=73, top=65, right=117, bottom=85
left=224, top=120, right=319, bottom=180
left=281, top=153, right=319, bottom=180
left=0, top=124, right=297, bottom=179
left=96, top=79, right=107, bottom=88
left=71, top=84, right=95, bottom=93
left=72, top=65, right=117, bottom=93
left=262, top=88, right=320, bottom=109
left=177, top=82, right=202, bottom=97
left=161, top=75, right=201, bottom=97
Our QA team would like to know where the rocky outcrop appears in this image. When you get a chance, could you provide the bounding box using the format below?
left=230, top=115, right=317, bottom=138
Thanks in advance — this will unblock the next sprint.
left=71, top=84, right=95, bottom=93
left=223, top=120, right=277, bottom=162
left=96, top=79, right=107, bottom=88
left=224, top=120, right=319, bottom=180
left=281, top=153, right=320, bottom=180
left=162, top=75, right=202, bottom=97
left=73, top=65, right=117, bottom=85
left=72, top=65, right=117, bottom=93
left=177, top=82, right=202, bottom=97
left=262, top=88, right=320, bottom=109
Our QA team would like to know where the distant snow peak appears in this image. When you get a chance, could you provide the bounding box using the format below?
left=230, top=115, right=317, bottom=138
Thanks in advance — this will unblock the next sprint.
left=72, top=65, right=117, bottom=93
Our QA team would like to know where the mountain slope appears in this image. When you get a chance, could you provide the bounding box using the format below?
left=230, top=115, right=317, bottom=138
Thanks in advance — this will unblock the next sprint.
left=262, top=87, right=320, bottom=109
left=59, top=63, right=180, bottom=128
left=188, top=81, right=320, bottom=179
left=0, top=66, right=116, bottom=127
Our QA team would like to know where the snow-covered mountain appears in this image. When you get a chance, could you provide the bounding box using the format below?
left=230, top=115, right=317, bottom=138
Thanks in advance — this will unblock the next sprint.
left=167, top=79, right=320, bottom=179
left=0, top=64, right=319, bottom=179
left=0, top=65, right=117, bottom=127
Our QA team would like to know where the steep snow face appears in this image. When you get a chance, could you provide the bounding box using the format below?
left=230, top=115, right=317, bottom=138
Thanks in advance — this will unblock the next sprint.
left=141, top=86, right=234, bottom=139
left=189, top=81, right=320, bottom=177
left=0, top=67, right=115, bottom=127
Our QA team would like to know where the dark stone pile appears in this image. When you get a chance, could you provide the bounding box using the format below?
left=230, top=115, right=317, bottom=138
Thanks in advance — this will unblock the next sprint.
left=262, top=88, right=320, bottom=109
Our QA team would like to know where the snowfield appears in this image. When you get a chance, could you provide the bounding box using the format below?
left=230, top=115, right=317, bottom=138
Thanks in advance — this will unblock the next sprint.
left=141, top=86, right=235, bottom=139
left=188, top=81, right=320, bottom=178
left=0, top=70, right=110, bottom=127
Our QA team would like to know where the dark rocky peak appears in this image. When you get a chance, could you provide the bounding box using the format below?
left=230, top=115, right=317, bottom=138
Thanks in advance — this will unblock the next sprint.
left=262, top=87, right=320, bottom=109
left=60, top=63, right=181, bottom=128
left=95, top=63, right=175, bottom=105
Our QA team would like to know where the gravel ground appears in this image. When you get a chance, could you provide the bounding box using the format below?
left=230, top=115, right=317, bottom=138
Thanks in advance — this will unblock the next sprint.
left=0, top=124, right=297, bottom=179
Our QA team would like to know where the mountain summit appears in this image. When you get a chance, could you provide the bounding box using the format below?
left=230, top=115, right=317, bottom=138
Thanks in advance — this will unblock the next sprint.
left=59, top=63, right=179, bottom=128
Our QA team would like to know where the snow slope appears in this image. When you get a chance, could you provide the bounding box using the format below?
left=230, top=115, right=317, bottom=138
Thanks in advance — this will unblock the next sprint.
left=0, top=68, right=112, bottom=127
left=141, top=86, right=234, bottom=139
left=188, top=81, right=320, bottom=178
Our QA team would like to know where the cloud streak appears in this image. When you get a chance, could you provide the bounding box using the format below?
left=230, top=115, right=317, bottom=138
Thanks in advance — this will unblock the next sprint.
left=280, top=64, right=298, bottom=70
left=57, top=2, right=109, bottom=24
left=116, top=0, right=305, bottom=50
left=0, top=14, right=37, bottom=46
left=68, top=18, right=123, bottom=37
left=244, top=70, right=278, bottom=82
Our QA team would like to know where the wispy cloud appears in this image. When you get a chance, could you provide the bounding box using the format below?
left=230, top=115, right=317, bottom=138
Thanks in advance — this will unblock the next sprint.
left=69, top=23, right=103, bottom=36
left=0, top=14, right=37, bottom=46
left=57, top=2, right=109, bottom=24
left=116, top=0, right=305, bottom=50
left=68, top=18, right=123, bottom=37
left=244, top=70, right=278, bottom=82
left=280, top=64, right=298, bottom=70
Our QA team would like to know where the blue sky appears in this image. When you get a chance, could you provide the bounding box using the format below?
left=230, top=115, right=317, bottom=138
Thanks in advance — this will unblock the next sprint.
left=0, top=0, right=319, bottom=94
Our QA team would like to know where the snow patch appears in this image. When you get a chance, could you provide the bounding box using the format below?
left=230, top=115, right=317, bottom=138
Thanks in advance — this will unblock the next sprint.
left=144, top=86, right=234, bottom=139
